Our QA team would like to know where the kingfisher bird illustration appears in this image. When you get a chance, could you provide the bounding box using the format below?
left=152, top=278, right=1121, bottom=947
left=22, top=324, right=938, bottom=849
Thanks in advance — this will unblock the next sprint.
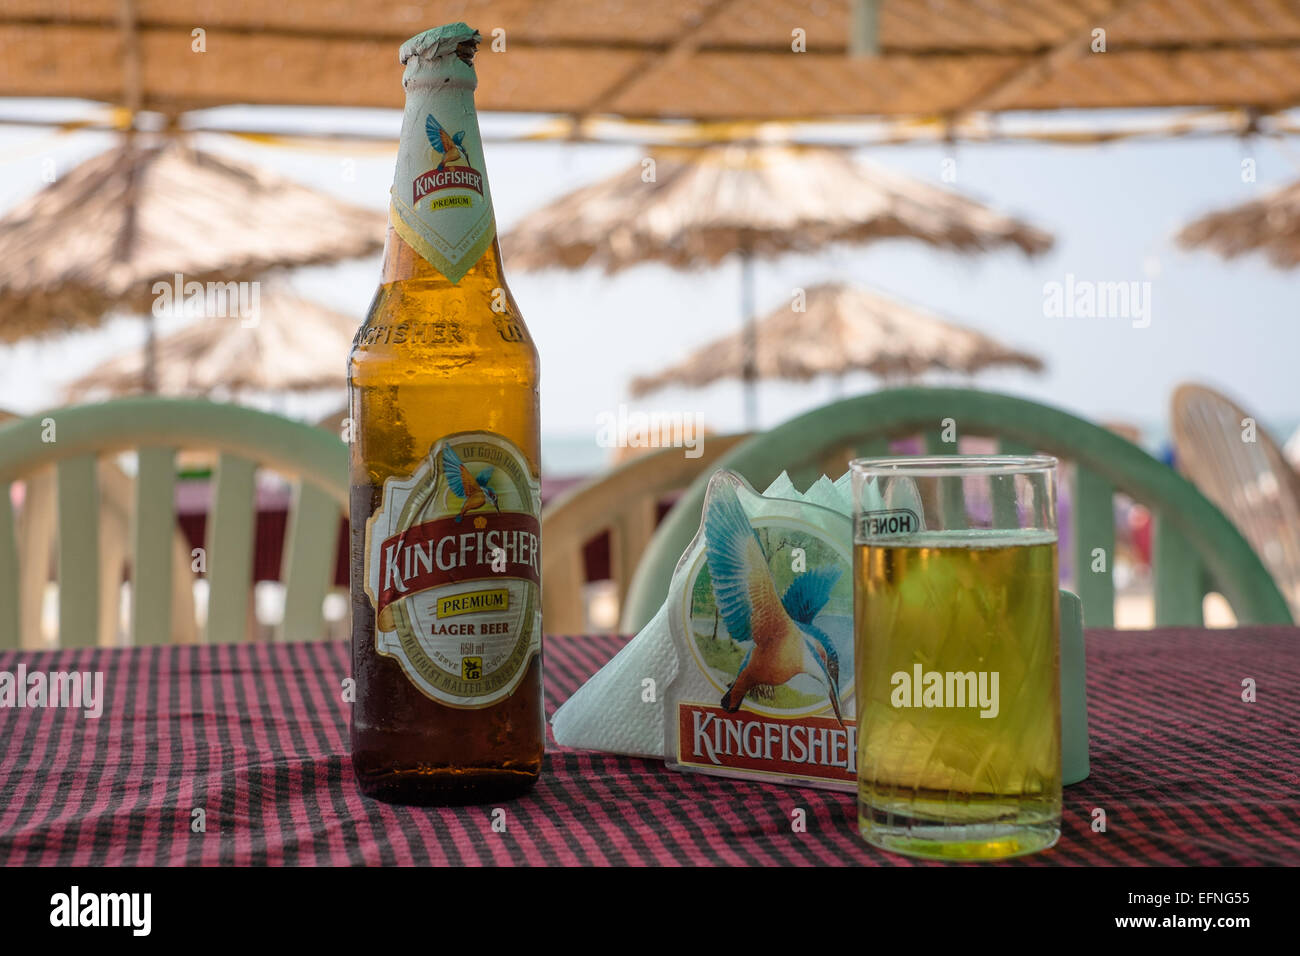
left=443, top=444, right=498, bottom=523
left=704, top=483, right=845, bottom=726
left=426, top=114, right=467, bottom=171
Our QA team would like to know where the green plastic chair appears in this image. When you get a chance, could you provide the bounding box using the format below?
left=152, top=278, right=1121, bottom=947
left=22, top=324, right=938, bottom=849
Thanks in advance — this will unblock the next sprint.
left=0, top=398, right=348, bottom=647
left=541, top=435, right=749, bottom=633
left=620, top=387, right=1293, bottom=632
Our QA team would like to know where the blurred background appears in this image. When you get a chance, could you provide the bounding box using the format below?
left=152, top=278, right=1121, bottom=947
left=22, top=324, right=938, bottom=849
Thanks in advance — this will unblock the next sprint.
left=1, top=1, right=1297, bottom=644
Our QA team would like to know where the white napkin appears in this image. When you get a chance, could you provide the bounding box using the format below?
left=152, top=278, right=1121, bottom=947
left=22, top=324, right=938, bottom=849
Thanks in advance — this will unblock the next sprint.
left=551, top=470, right=854, bottom=758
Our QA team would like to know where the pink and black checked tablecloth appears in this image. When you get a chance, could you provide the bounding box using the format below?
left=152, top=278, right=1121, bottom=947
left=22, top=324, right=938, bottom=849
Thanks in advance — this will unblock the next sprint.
left=0, top=628, right=1297, bottom=866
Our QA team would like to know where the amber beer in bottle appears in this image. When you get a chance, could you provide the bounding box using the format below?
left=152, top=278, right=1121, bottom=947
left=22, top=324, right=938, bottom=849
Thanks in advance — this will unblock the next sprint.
left=349, top=23, right=543, bottom=804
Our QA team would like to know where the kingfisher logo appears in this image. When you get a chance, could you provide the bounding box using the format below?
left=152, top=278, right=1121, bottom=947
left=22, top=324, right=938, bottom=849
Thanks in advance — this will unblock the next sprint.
left=375, top=513, right=540, bottom=615
left=413, top=112, right=484, bottom=203
left=678, top=704, right=857, bottom=784
left=413, top=166, right=484, bottom=203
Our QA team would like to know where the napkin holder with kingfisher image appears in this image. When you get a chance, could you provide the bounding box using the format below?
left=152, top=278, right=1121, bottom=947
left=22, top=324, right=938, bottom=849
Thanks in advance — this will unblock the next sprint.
left=550, top=468, right=1089, bottom=790
left=663, top=470, right=859, bottom=790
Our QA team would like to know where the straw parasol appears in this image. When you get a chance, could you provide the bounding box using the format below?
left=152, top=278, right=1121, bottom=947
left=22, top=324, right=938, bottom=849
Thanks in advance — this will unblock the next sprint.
left=629, top=282, right=1043, bottom=397
left=505, top=143, right=1051, bottom=423
left=1176, top=179, right=1300, bottom=268
left=506, top=144, right=1052, bottom=272
left=61, top=286, right=356, bottom=401
left=0, top=136, right=383, bottom=384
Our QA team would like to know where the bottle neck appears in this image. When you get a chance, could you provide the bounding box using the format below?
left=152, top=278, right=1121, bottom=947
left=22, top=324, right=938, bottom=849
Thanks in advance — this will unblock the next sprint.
left=379, top=225, right=507, bottom=288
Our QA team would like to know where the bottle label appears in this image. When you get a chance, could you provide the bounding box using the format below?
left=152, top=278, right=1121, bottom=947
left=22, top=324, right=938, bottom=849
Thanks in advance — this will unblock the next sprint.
left=364, top=432, right=541, bottom=708
left=390, top=84, right=496, bottom=284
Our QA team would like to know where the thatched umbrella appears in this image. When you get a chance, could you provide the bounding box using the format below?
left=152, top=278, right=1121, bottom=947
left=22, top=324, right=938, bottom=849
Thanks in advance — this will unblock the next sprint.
left=0, top=137, right=384, bottom=386
left=504, top=144, right=1052, bottom=423
left=61, top=287, right=356, bottom=401
left=1176, top=179, right=1300, bottom=268
left=630, top=282, right=1043, bottom=397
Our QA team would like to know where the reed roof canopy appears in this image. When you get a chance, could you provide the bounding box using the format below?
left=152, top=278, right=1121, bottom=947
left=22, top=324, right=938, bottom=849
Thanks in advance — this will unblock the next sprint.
left=2, top=1, right=1298, bottom=125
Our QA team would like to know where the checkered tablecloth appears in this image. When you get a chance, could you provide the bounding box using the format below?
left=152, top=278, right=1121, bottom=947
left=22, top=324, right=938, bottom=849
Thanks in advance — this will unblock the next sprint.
left=1, top=628, right=1297, bottom=865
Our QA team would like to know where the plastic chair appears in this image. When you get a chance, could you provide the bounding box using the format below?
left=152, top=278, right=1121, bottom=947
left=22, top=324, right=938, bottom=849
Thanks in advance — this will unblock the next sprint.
left=0, top=398, right=348, bottom=647
left=621, top=387, right=1292, bottom=632
left=1171, top=383, right=1300, bottom=618
left=541, top=435, right=749, bottom=632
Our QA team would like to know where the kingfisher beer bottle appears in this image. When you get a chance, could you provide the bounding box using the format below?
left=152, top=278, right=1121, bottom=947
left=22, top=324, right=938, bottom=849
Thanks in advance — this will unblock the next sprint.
left=349, top=23, right=543, bottom=804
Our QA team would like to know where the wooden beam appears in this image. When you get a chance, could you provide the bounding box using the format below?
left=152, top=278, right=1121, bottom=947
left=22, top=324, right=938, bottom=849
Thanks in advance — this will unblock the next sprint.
left=850, top=0, right=879, bottom=57
left=957, top=0, right=1149, bottom=114
left=118, top=0, right=140, bottom=115
left=580, top=0, right=744, bottom=116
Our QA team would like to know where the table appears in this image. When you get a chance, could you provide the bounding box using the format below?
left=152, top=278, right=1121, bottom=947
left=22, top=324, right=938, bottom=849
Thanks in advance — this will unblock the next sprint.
left=1, top=628, right=1296, bottom=865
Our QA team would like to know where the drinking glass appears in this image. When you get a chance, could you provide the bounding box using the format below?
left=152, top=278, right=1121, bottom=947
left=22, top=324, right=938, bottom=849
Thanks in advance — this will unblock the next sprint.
left=851, top=455, right=1060, bottom=860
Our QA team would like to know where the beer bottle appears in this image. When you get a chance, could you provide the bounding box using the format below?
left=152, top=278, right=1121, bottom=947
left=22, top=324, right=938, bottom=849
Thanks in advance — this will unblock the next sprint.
left=349, top=22, right=543, bottom=805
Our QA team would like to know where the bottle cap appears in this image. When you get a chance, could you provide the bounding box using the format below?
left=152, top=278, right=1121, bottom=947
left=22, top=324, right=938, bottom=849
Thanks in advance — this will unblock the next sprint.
left=399, top=22, right=480, bottom=67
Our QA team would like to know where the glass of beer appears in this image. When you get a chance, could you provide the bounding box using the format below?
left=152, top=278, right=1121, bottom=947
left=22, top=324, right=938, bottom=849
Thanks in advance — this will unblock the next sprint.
left=851, top=455, right=1060, bottom=860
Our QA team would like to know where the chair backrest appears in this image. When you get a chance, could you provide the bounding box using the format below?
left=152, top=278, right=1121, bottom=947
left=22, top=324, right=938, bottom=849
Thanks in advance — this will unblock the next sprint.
left=0, top=398, right=348, bottom=647
left=541, top=434, right=749, bottom=633
left=3, top=404, right=202, bottom=649
left=620, top=387, right=1292, bottom=632
left=1171, top=383, right=1300, bottom=618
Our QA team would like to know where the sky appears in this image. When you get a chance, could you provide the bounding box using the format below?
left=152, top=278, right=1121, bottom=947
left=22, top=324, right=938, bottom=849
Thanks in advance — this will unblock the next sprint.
left=0, top=99, right=1297, bottom=474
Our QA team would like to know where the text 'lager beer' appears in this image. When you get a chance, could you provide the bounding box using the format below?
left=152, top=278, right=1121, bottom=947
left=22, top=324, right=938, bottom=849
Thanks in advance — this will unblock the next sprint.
left=349, top=23, right=543, bottom=804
